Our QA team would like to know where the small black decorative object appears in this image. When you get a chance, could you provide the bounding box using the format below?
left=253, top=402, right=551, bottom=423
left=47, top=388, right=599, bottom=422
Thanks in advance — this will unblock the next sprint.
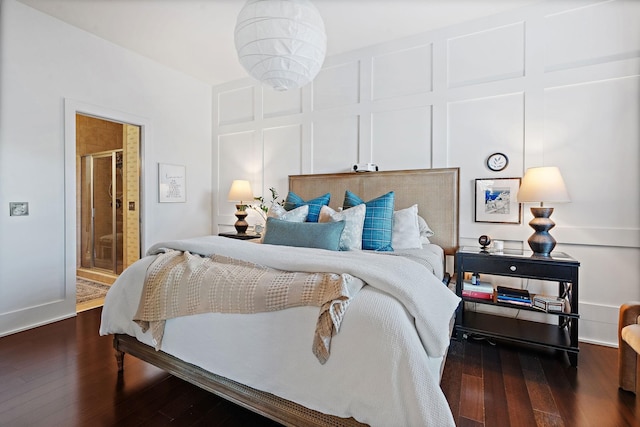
left=478, top=235, right=491, bottom=249
left=486, top=152, right=508, bottom=171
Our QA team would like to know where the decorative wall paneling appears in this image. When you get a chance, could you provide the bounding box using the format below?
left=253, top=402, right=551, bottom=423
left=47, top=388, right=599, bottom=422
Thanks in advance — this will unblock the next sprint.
left=448, top=93, right=525, bottom=231
left=313, top=116, right=360, bottom=175
left=218, top=86, right=254, bottom=125
left=217, top=130, right=258, bottom=227
left=372, top=44, right=433, bottom=99
left=447, top=23, right=525, bottom=88
left=213, top=0, right=640, bottom=345
left=313, top=61, right=361, bottom=110
left=262, top=125, right=304, bottom=202
left=371, top=107, right=432, bottom=171
left=543, top=0, right=640, bottom=73
left=264, top=89, right=302, bottom=119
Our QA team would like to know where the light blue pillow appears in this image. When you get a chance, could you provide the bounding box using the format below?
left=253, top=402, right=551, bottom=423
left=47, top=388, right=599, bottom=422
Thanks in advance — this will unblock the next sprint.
left=343, top=190, right=395, bottom=251
left=283, top=192, right=331, bottom=223
left=262, top=217, right=345, bottom=251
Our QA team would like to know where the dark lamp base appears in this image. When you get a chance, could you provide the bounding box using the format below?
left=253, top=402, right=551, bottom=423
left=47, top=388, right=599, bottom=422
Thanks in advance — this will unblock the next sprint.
left=233, top=204, right=249, bottom=234
left=527, top=207, right=557, bottom=257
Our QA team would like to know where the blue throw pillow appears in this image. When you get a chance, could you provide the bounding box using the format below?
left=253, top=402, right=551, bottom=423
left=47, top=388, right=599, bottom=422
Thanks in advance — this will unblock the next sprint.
left=262, top=217, right=345, bottom=251
left=343, top=190, right=395, bottom=251
left=283, top=192, right=330, bottom=223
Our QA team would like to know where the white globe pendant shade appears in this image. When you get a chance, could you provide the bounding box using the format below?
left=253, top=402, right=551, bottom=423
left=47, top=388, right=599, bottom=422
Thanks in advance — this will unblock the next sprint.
left=234, top=0, right=327, bottom=91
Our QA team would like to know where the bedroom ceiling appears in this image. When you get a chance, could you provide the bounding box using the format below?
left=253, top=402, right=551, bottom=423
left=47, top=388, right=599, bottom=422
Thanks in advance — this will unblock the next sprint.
left=16, top=0, right=542, bottom=86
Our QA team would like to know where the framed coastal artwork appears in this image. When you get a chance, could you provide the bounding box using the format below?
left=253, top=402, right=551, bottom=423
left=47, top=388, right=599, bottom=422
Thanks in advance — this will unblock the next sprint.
left=474, top=178, right=521, bottom=224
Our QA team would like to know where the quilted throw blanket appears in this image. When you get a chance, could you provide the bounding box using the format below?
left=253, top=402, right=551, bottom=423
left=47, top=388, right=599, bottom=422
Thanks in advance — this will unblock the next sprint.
left=133, top=249, right=363, bottom=364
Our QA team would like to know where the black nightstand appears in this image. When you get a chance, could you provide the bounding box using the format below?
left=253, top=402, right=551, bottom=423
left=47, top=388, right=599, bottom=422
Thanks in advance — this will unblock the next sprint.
left=218, top=232, right=261, bottom=240
left=454, top=246, right=580, bottom=366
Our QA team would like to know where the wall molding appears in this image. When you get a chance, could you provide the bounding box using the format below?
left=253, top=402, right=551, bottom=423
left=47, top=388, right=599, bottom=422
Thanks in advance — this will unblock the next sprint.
left=213, top=0, right=640, bottom=345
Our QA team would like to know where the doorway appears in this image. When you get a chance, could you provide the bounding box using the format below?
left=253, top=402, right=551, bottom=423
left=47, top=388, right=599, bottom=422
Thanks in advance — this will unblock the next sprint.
left=75, top=114, right=141, bottom=307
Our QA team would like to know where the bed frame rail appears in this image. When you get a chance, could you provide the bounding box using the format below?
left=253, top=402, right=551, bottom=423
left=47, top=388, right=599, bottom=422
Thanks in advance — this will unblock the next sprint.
left=113, top=334, right=367, bottom=427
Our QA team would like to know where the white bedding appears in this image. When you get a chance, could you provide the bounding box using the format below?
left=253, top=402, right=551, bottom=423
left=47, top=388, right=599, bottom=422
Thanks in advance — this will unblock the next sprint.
left=100, top=236, right=459, bottom=426
left=390, top=243, right=445, bottom=281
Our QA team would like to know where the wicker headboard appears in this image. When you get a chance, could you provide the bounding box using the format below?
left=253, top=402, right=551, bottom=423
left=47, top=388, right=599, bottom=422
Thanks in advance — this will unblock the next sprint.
left=289, top=168, right=459, bottom=255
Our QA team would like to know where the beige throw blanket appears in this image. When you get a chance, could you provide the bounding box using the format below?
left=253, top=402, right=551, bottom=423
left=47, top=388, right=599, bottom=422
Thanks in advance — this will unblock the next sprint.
left=134, top=249, right=363, bottom=364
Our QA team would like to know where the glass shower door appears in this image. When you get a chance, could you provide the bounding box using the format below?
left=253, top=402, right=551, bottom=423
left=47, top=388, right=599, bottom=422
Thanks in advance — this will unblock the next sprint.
left=80, top=152, right=121, bottom=273
left=93, top=154, right=117, bottom=272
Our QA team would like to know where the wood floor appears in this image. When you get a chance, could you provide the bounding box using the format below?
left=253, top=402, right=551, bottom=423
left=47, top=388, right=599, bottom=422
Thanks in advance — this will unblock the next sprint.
left=443, top=337, right=639, bottom=427
left=0, top=308, right=637, bottom=427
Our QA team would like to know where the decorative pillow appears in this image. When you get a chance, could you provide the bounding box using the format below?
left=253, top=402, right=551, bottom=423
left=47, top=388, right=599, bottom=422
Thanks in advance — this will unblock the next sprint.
left=343, top=190, right=394, bottom=251
left=417, top=215, right=435, bottom=244
left=319, top=204, right=366, bottom=251
left=267, top=202, right=308, bottom=222
left=283, top=192, right=331, bottom=223
left=260, top=203, right=308, bottom=243
left=262, top=217, right=345, bottom=251
left=392, top=204, right=422, bottom=250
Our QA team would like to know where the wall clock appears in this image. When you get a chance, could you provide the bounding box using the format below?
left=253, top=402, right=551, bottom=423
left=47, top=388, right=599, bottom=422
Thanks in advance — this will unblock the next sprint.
left=486, top=152, right=508, bottom=171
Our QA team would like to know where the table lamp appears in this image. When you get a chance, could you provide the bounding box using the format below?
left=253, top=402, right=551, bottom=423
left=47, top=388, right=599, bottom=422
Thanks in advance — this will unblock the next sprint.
left=227, top=180, right=254, bottom=234
left=517, top=166, right=570, bottom=256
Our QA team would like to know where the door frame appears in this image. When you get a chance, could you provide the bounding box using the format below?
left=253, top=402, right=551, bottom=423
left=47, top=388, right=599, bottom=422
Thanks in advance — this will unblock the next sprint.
left=64, top=99, right=150, bottom=306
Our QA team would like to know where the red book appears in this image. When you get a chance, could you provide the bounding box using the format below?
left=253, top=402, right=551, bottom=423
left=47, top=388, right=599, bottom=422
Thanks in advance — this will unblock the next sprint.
left=462, top=289, right=493, bottom=300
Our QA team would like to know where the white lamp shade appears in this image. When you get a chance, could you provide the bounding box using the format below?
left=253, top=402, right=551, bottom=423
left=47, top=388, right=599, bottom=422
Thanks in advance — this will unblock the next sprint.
left=228, top=180, right=254, bottom=203
left=517, top=166, right=571, bottom=203
left=234, top=0, right=326, bottom=91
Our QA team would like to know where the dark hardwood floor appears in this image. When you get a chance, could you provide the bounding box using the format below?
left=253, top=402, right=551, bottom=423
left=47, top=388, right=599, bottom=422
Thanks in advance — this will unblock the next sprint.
left=443, top=336, right=639, bottom=427
left=0, top=308, right=637, bottom=426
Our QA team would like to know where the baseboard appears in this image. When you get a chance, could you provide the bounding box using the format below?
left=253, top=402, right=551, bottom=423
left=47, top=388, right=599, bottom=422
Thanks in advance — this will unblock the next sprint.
left=579, top=337, right=617, bottom=348
left=0, top=311, right=76, bottom=338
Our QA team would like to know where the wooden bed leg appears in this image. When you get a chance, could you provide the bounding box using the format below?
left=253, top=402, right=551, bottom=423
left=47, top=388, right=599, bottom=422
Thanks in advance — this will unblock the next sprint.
left=115, top=349, right=124, bottom=372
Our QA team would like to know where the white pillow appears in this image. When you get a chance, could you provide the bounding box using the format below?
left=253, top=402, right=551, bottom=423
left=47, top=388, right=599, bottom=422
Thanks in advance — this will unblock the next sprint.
left=268, top=203, right=308, bottom=222
left=417, top=214, right=435, bottom=244
left=319, top=204, right=366, bottom=251
left=392, top=204, right=422, bottom=250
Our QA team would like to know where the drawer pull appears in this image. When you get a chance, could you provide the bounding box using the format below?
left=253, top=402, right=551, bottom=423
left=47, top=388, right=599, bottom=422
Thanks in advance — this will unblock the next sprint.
left=510, top=265, right=517, bottom=271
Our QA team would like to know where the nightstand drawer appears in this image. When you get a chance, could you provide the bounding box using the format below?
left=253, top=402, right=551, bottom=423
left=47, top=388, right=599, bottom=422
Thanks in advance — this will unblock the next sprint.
left=461, top=256, right=575, bottom=281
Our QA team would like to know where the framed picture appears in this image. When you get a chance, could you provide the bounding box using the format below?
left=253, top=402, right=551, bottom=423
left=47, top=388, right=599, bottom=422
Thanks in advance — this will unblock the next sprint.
left=158, top=163, right=186, bottom=203
left=475, top=178, right=521, bottom=224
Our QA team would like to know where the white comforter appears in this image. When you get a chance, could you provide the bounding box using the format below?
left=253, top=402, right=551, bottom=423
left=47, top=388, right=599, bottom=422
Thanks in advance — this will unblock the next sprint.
left=100, top=236, right=460, bottom=426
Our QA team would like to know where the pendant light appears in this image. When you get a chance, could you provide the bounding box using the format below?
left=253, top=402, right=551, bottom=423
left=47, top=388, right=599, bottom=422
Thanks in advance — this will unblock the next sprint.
left=234, top=0, right=327, bottom=91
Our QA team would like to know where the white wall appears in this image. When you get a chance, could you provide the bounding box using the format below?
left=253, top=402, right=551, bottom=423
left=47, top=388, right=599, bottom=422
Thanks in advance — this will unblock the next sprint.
left=0, top=0, right=212, bottom=336
left=212, top=0, right=640, bottom=346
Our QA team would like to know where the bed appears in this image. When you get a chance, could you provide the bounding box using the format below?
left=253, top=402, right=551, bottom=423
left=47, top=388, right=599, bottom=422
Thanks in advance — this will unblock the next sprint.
left=100, top=167, right=460, bottom=426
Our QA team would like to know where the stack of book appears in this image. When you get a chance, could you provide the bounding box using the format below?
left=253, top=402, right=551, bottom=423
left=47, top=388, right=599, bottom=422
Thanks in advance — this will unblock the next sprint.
left=533, top=295, right=565, bottom=312
left=496, top=286, right=532, bottom=306
left=462, top=281, right=494, bottom=300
